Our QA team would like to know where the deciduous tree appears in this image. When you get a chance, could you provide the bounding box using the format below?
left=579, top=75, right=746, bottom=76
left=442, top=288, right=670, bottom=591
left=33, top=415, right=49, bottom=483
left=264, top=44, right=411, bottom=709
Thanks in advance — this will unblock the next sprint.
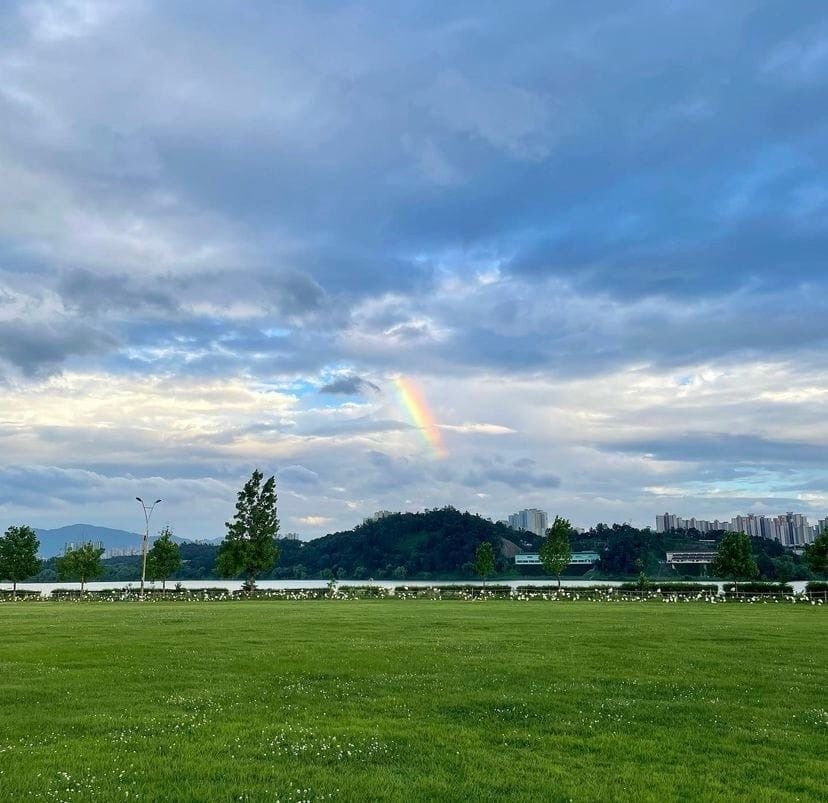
left=217, top=469, right=280, bottom=590
left=147, top=526, right=181, bottom=591
left=540, top=516, right=572, bottom=589
left=475, top=541, right=495, bottom=585
left=57, top=542, right=104, bottom=593
left=0, top=525, right=41, bottom=599
left=804, top=529, right=828, bottom=576
left=712, top=531, right=758, bottom=592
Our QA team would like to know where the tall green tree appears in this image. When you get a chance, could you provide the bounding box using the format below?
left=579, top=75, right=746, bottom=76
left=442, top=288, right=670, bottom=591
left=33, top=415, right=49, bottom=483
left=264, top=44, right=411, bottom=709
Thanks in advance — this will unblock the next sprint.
left=540, top=516, right=572, bottom=589
left=804, top=529, right=828, bottom=576
left=0, top=525, right=41, bottom=599
left=712, top=531, right=758, bottom=592
left=147, top=526, right=182, bottom=591
left=56, top=542, right=104, bottom=593
left=474, top=541, right=495, bottom=585
left=217, top=469, right=280, bottom=590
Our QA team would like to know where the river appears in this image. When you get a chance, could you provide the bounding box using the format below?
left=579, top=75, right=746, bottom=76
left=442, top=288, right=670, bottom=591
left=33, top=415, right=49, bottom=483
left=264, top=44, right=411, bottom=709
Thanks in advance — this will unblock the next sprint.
left=1, top=579, right=811, bottom=595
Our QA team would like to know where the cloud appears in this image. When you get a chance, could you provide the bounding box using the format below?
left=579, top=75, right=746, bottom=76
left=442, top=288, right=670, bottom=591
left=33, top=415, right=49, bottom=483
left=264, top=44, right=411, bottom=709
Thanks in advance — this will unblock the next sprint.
left=260, top=271, right=327, bottom=318
left=58, top=269, right=179, bottom=315
left=423, top=70, right=556, bottom=159
left=278, top=465, right=320, bottom=487
left=22, top=0, right=127, bottom=43
left=319, top=375, right=380, bottom=395
left=611, top=433, right=828, bottom=466
left=463, top=456, right=561, bottom=491
left=295, top=515, right=332, bottom=527
left=0, top=2, right=827, bottom=535
left=0, top=320, right=116, bottom=375
left=440, top=423, right=516, bottom=435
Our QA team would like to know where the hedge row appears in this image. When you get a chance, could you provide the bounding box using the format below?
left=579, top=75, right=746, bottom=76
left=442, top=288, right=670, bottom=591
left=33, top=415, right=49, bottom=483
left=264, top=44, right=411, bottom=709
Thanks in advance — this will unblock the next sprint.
left=722, top=583, right=794, bottom=594
left=0, top=589, right=42, bottom=599
left=618, top=583, right=718, bottom=593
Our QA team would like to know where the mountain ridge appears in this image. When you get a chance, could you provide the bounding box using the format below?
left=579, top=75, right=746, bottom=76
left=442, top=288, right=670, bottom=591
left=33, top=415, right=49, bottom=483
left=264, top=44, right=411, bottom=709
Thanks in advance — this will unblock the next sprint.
left=33, top=524, right=193, bottom=558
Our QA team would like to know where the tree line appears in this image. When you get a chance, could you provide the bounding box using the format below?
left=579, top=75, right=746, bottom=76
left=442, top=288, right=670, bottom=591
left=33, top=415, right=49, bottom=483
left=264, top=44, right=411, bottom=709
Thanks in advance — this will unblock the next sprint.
left=3, top=471, right=828, bottom=591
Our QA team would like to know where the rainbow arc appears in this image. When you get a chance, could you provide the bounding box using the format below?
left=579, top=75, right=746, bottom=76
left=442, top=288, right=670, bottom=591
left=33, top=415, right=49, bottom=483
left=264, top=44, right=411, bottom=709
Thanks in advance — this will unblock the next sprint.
left=393, top=377, right=448, bottom=459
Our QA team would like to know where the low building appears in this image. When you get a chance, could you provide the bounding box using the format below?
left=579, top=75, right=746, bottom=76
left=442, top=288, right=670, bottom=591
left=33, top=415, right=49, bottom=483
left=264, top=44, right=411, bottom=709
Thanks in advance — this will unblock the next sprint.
left=665, top=551, right=717, bottom=566
left=515, top=552, right=600, bottom=566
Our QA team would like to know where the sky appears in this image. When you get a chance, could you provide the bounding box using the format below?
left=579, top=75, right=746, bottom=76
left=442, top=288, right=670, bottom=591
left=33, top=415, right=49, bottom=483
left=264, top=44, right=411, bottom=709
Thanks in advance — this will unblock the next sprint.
left=1, top=1, right=827, bottom=540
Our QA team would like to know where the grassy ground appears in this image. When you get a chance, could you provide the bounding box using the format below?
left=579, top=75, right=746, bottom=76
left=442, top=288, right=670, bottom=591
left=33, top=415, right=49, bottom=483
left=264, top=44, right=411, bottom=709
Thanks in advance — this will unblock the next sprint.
left=0, top=602, right=826, bottom=802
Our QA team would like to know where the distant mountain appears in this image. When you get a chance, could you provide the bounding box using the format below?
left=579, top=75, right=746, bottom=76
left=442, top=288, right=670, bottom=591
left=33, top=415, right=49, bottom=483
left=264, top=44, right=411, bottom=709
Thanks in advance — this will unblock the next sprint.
left=34, top=524, right=189, bottom=558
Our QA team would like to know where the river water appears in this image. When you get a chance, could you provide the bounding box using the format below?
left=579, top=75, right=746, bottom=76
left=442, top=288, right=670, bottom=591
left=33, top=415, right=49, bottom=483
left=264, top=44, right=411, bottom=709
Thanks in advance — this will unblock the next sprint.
left=1, top=578, right=810, bottom=595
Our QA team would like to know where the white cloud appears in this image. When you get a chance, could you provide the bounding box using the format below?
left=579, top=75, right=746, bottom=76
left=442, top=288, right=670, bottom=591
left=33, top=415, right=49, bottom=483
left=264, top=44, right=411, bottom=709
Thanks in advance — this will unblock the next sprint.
left=439, top=423, right=516, bottom=435
left=295, top=515, right=333, bottom=526
left=22, top=0, right=129, bottom=43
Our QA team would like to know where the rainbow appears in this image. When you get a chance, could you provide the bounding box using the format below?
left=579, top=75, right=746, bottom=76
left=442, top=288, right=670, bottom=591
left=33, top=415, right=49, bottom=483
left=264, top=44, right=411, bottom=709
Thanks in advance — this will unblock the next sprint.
left=393, top=376, right=448, bottom=458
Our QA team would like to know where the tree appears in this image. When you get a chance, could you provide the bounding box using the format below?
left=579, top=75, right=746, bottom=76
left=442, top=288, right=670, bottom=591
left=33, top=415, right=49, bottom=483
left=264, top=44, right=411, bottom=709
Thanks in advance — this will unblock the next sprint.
left=712, top=531, right=758, bottom=592
left=146, top=526, right=181, bottom=592
left=804, top=529, right=828, bottom=576
left=56, top=542, right=104, bottom=592
left=634, top=557, right=649, bottom=591
left=475, top=541, right=495, bottom=585
left=217, top=469, right=280, bottom=590
left=540, top=516, right=572, bottom=589
left=0, top=525, right=41, bottom=599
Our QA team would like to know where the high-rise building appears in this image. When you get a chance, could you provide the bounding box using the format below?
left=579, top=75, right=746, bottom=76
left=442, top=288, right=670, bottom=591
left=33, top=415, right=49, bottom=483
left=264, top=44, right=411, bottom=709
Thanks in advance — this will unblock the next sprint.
left=655, top=511, right=824, bottom=544
left=508, top=508, right=548, bottom=537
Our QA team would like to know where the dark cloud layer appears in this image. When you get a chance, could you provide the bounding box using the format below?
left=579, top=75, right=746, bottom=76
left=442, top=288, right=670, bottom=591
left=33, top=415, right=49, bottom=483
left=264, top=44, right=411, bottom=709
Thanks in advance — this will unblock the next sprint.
left=58, top=270, right=179, bottom=315
left=611, top=433, right=828, bottom=466
left=0, top=320, right=116, bottom=376
left=1, top=1, right=826, bottom=534
left=464, top=456, right=561, bottom=492
left=319, top=376, right=380, bottom=395
left=1, top=1, right=826, bottom=379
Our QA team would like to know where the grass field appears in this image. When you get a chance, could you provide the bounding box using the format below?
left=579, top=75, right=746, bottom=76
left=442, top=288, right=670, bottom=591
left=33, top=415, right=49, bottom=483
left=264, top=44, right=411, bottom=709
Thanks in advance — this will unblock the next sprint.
left=1, top=602, right=826, bottom=802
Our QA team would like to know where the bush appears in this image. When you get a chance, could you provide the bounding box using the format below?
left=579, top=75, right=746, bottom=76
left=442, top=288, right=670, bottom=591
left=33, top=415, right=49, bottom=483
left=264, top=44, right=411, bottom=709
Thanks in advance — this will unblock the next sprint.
left=514, top=585, right=614, bottom=594
left=805, top=582, right=828, bottom=597
left=429, top=584, right=512, bottom=594
left=0, top=589, right=43, bottom=600
left=618, top=583, right=717, bottom=593
left=341, top=585, right=390, bottom=599
left=722, top=582, right=793, bottom=595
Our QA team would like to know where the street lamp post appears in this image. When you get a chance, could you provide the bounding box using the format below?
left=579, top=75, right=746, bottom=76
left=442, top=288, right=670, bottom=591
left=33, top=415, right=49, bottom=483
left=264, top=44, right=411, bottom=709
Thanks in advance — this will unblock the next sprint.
left=136, top=497, right=163, bottom=599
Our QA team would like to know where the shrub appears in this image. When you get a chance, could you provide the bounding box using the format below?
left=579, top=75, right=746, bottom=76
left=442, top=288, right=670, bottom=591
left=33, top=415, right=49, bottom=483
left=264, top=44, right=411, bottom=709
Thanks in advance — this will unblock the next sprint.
left=805, top=581, right=828, bottom=597
left=619, top=583, right=718, bottom=593
left=722, top=582, right=793, bottom=595
left=0, top=589, right=42, bottom=600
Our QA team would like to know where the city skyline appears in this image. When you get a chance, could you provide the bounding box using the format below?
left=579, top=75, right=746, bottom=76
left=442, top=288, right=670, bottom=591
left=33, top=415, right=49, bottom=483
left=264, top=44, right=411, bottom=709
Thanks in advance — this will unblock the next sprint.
left=656, top=511, right=826, bottom=546
left=1, top=3, right=827, bottom=539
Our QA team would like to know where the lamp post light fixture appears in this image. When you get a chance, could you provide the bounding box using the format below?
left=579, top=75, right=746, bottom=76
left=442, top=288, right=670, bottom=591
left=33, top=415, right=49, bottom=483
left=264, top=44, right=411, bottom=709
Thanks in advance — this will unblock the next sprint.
left=136, top=496, right=163, bottom=599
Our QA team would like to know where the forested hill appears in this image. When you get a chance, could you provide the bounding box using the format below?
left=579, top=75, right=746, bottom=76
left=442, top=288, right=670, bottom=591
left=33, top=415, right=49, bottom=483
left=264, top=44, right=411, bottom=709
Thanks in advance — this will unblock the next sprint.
left=277, top=507, right=536, bottom=579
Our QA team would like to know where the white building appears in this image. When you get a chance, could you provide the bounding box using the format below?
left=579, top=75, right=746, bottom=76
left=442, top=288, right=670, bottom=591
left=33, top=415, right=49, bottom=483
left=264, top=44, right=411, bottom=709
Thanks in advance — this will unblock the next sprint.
left=508, top=508, right=548, bottom=537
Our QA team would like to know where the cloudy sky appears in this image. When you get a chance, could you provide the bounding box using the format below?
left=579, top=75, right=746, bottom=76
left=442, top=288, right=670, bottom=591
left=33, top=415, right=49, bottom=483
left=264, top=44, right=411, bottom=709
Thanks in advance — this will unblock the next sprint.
left=1, top=1, right=827, bottom=540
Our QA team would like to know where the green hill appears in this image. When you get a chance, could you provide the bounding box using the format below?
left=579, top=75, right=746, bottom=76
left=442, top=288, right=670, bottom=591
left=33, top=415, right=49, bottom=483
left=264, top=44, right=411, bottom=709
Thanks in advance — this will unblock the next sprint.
left=275, top=507, right=535, bottom=580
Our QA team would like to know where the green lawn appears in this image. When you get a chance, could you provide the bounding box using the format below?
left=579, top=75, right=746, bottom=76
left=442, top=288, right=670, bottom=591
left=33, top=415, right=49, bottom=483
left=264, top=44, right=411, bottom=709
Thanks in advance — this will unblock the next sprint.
left=1, top=602, right=826, bottom=802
